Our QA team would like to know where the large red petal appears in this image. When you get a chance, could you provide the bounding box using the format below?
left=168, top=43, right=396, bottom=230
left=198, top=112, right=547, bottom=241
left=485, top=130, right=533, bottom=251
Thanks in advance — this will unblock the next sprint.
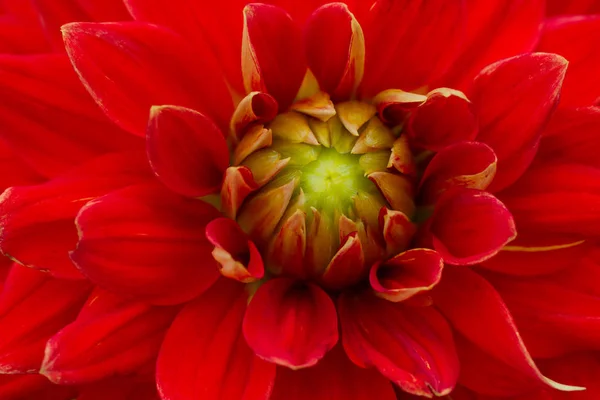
left=242, top=4, right=307, bottom=109
left=41, top=288, right=178, bottom=384
left=536, top=353, right=600, bottom=399
left=305, top=3, right=364, bottom=101
left=0, top=374, right=76, bottom=400
left=537, top=16, right=600, bottom=107
left=243, top=278, right=338, bottom=369
left=360, top=0, right=465, bottom=96
left=147, top=105, right=229, bottom=198
left=0, top=54, right=140, bottom=177
left=438, top=0, right=545, bottom=92
left=0, top=152, right=152, bottom=280
left=63, top=22, right=233, bottom=136
left=497, top=163, right=600, bottom=238
left=0, top=264, right=91, bottom=373
left=428, top=188, right=516, bottom=265
left=71, top=183, right=221, bottom=305
left=432, top=266, right=583, bottom=396
left=157, top=279, right=276, bottom=400
left=77, top=377, right=160, bottom=400
left=472, top=53, right=568, bottom=192
left=338, top=290, right=459, bottom=397
left=270, top=345, right=396, bottom=400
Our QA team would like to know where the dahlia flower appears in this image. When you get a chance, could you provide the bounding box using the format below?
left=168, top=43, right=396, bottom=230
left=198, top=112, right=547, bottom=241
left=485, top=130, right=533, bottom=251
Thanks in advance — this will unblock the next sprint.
left=0, top=0, right=598, bottom=399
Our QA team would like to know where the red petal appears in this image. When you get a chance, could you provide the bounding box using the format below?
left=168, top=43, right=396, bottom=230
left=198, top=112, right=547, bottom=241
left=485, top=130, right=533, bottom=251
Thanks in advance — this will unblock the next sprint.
left=361, top=0, right=464, bottom=96
left=147, top=105, right=228, bottom=198
left=77, top=377, right=160, bottom=400
left=419, top=141, right=497, bottom=204
left=370, top=248, right=443, bottom=303
left=157, top=279, right=276, bottom=400
left=432, top=266, right=583, bottom=395
left=428, top=188, right=516, bottom=265
left=243, top=278, right=338, bottom=369
left=538, top=106, right=600, bottom=169
left=63, top=22, right=233, bottom=136
left=546, top=0, right=600, bottom=15
left=0, top=152, right=152, bottom=279
left=205, top=218, right=264, bottom=283
left=320, top=232, right=365, bottom=290
left=0, top=374, right=76, bottom=400
left=536, top=353, right=600, bottom=399
left=472, top=53, right=568, bottom=192
left=71, top=183, right=220, bottom=305
left=371, top=89, right=426, bottom=126
left=0, top=140, right=43, bottom=190
left=231, top=92, right=278, bottom=140
left=220, top=166, right=258, bottom=219
left=305, top=3, right=364, bottom=101
left=498, top=163, right=600, bottom=237
left=0, top=264, right=91, bottom=373
left=242, top=4, right=307, bottom=109
left=339, top=290, right=459, bottom=396
left=438, top=0, right=545, bottom=92
left=270, top=345, right=396, bottom=400
left=537, top=16, right=600, bottom=107
left=407, top=89, right=478, bottom=152
left=0, top=54, right=140, bottom=177
left=41, top=288, right=178, bottom=384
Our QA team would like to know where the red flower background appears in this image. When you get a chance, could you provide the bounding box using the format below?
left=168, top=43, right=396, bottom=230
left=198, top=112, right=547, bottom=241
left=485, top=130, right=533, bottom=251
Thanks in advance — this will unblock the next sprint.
left=0, top=0, right=599, bottom=399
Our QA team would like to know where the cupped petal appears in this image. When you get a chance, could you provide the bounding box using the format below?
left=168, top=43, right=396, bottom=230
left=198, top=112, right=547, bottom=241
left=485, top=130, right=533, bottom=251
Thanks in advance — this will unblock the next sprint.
left=305, top=3, right=364, bottom=101
left=538, top=106, right=600, bottom=169
left=62, top=21, right=233, bottom=136
left=231, top=92, right=278, bottom=141
left=0, top=54, right=141, bottom=177
left=371, top=89, right=426, bottom=126
left=243, top=278, right=338, bottom=369
left=320, top=232, right=365, bottom=290
left=205, top=217, right=264, bottom=283
left=432, top=266, right=584, bottom=396
left=438, top=0, right=545, bottom=92
left=419, top=141, right=497, bottom=204
left=0, top=151, right=152, bottom=279
left=0, top=264, right=91, bottom=373
left=71, top=183, right=221, bottom=305
left=147, top=105, right=229, bottom=198
left=41, top=288, right=178, bottom=384
left=370, top=248, right=443, bottom=303
left=242, top=3, right=307, bottom=109
left=270, top=345, right=396, bottom=400
left=407, top=88, right=478, bottom=152
left=361, top=0, right=465, bottom=96
left=497, top=163, right=600, bottom=237
left=428, top=188, right=516, bottom=265
left=472, top=53, right=568, bottom=192
left=338, top=290, right=459, bottom=397
left=537, top=16, right=600, bottom=107
left=157, top=279, right=276, bottom=400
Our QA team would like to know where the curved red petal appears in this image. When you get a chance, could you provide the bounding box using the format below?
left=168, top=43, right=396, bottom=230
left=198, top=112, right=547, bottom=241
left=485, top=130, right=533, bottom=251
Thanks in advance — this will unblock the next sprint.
left=71, top=183, right=221, bottom=305
left=243, top=278, right=338, bottom=369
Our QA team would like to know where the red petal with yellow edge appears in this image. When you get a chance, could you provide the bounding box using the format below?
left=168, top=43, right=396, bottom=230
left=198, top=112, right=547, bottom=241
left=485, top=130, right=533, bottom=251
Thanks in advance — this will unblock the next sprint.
left=270, top=345, right=396, bottom=400
left=320, top=232, right=365, bottom=290
left=536, top=353, right=600, bottom=400
left=371, top=89, right=426, bottom=126
left=158, top=279, right=276, bottom=400
left=361, top=0, right=464, bottom=97
left=231, top=92, right=278, bottom=140
left=438, top=0, right=544, bottom=93
left=71, top=183, right=220, bottom=305
left=268, top=209, right=307, bottom=278
left=370, top=248, right=443, bottom=303
left=205, top=218, right=264, bottom=283
left=0, top=374, right=76, bottom=400
left=243, top=278, right=338, bottom=369
left=498, top=163, right=600, bottom=237
left=147, top=105, right=228, bottom=198
left=0, top=54, right=141, bottom=178
left=408, top=89, right=478, bottom=152
left=41, top=288, right=178, bottom=384
left=242, top=4, right=306, bottom=109
left=432, top=266, right=584, bottom=396
left=305, top=3, right=364, bottom=101
left=63, top=22, right=233, bottom=136
left=483, top=269, right=600, bottom=359
left=537, top=16, right=600, bottom=107
left=419, top=141, right=497, bottom=204
left=220, top=166, right=258, bottom=220
left=0, top=264, right=91, bottom=374
left=338, top=289, right=459, bottom=397
left=380, top=208, right=416, bottom=257
left=538, top=106, right=600, bottom=169
left=472, top=53, right=568, bottom=192
left=0, top=152, right=152, bottom=280
left=429, top=188, right=516, bottom=265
